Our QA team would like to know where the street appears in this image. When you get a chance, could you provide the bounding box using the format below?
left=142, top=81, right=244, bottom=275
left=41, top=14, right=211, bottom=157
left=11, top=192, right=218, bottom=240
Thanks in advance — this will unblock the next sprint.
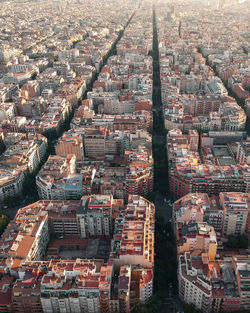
left=155, top=193, right=172, bottom=221
left=155, top=192, right=184, bottom=313
left=0, top=196, right=36, bottom=220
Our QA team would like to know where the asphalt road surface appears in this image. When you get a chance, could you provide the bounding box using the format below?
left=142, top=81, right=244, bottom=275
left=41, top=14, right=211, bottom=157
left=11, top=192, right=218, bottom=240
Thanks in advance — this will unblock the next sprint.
left=0, top=196, right=35, bottom=219
left=155, top=192, right=184, bottom=313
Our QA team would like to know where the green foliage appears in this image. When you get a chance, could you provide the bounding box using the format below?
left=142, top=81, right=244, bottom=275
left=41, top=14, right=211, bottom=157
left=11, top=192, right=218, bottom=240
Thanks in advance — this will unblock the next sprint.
left=58, top=110, right=74, bottom=137
left=132, top=291, right=164, bottom=313
left=151, top=9, right=169, bottom=195
left=152, top=138, right=169, bottom=195
left=47, top=141, right=56, bottom=155
left=132, top=305, right=149, bottom=313
left=245, top=115, right=250, bottom=137
left=227, top=87, right=245, bottom=107
left=154, top=216, right=175, bottom=289
left=132, top=215, right=177, bottom=312
left=148, top=128, right=153, bottom=135
left=22, top=149, right=49, bottom=199
left=43, top=128, right=58, bottom=141
left=131, top=10, right=177, bottom=313
left=22, top=173, right=38, bottom=199
left=148, top=50, right=153, bottom=57
left=184, top=303, right=202, bottom=313
left=4, top=195, right=21, bottom=207
left=109, top=163, right=121, bottom=167
left=145, top=191, right=156, bottom=202
left=0, top=214, right=10, bottom=236
left=226, top=234, right=248, bottom=249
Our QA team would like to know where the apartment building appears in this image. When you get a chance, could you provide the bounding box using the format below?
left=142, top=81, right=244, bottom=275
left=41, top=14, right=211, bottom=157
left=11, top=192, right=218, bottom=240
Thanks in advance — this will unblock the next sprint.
left=232, top=255, right=250, bottom=312
left=77, top=195, right=113, bottom=238
left=0, top=133, right=47, bottom=202
left=112, top=195, right=155, bottom=268
left=220, top=192, right=250, bottom=236
left=0, top=203, right=49, bottom=263
left=99, top=99, right=135, bottom=115
left=0, top=193, right=154, bottom=312
left=9, top=259, right=113, bottom=313
left=178, top=252, right=241, bottom=313
left=46, top=195, right=115, bottom=239
left=55, top=130, right=84, bottom=161
left=0, top=169, right=25, bottom=202
left=36, top=154, right=86, bottom=200
left=173, top=191, right=250, bottom=313
left=48, top=201, right=80, bottom=238
left=0, top=276, right=14, bottom=313
left=0, top=197, right=117, bottom=263
left=174, top=193, right=218, bottom=232
left=0, top=102, right=16, bottom=121
left=12, top=280, right=43, bottom=313
left=188, top=95, right=221, bottom=116
left=118, top=261, right=153, bottom=311
left=176, top=222, right=217, bottom=260
left=21, top=80, right=40, bottom=99
left=130, top=266, right=153, bottom=307
left=167, top=129, right=250, bottom=199
left=174, top=192, right=250, bottom=237
left=200, top=131, right=247, bottom=147
left=205, top=195, right=224, bottom=232
left=118, top=265, right=131, bottom=313
left=0, top=133, right=47, bottom=173
left=40, top=259, right=111, bottom=313
left=83, top=127, right=125, bottom=159
left=125, top=148, right=154, bottom=198
left=99, top=168, right=126, bottom=200
left=173, top=193, right=206, bottom=226
left=236, top=139, right=250, bottom=165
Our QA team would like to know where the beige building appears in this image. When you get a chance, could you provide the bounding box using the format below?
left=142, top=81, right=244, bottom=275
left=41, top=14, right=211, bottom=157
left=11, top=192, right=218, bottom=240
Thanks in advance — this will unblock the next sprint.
left=177, top=222, right=217, bottom=261
left=220, top=192, right=250, bottom=236
left=55, top=130, right=84, bottom=161
left=83, top=127, right=126, bottom=159
left=232, top=255, right=250, bottom=312
left=236, top=139, right=250, bottom=165
left=188, top=129, right=199, bottom=151
left=36, top=154, right=84, bottom=200
left=40, top=259, right=112, bottom=313
left=118, top=265, right=131, bottom=313
left=77, top=194, right=113, bottom=238
left=113, top=195, right=155, bottom=269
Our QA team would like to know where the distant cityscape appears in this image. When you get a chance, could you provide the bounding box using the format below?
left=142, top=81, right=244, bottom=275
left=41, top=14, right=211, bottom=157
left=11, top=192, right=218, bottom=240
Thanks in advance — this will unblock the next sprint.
left=0, top=0, right=249, bottom=313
